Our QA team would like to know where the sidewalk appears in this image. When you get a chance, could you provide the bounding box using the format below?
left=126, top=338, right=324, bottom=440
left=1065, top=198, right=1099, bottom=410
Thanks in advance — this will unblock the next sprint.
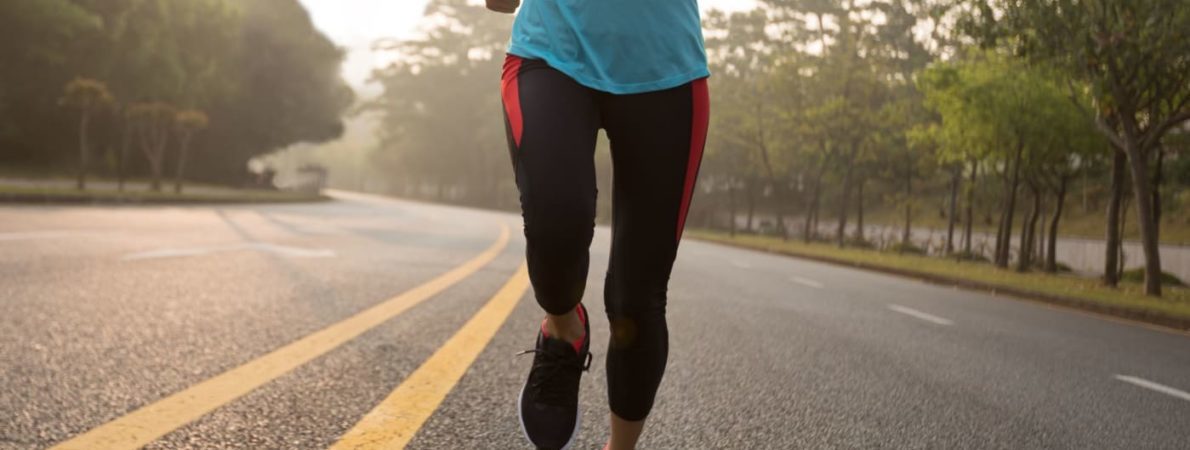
left=0, top=177, right=325, bottom=204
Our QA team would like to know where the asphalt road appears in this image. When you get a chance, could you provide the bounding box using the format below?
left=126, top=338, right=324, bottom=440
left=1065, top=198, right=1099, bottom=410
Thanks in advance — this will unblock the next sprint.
left=1, top=191, right=1188, bottom=449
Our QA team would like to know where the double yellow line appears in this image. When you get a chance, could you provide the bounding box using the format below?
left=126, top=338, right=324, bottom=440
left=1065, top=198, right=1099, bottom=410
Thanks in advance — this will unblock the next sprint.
left=53, top=225, right=531, bottom=450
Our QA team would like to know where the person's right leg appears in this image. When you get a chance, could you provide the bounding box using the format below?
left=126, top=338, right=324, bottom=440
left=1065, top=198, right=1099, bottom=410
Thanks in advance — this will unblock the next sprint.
left=502, top=54, right=600, bottom=450
left=598, top=78, right=709, bottom=449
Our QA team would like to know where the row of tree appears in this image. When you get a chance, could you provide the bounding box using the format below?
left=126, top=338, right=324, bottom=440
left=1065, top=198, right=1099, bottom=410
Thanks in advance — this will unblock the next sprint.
left=362, top=0, right=1188, bottom=297
left=61, top=77, right=208, bottom=192
left=700, top=0, right=1188, bottom=296
left=0, top=0, right=353, bottom=185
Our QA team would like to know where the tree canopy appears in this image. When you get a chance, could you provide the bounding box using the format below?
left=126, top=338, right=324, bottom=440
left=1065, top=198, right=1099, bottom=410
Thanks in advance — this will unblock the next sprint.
left=0, top=0, right=353, bottom=183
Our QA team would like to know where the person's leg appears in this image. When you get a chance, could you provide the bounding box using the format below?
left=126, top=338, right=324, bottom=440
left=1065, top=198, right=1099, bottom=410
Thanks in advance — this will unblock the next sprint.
left=597, top=78, right=709, bottom=449
left=502, top=54, right=600, bottom=450
left=502, top=54, right=600, bottom=331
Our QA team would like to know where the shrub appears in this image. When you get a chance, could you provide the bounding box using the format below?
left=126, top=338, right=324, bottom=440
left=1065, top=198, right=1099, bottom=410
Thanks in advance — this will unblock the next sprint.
left=1120, top=268, right=1185, bottom=288
left=887, top=241, right=926, bottom=255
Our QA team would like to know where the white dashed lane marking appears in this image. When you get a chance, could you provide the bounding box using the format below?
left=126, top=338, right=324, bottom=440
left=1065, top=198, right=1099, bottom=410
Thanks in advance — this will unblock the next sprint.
left=790, top=276, right=824, bottom=289
left=1114, top=375, right=1190, bottom=402
left=888, top=304, right=954, bottom=326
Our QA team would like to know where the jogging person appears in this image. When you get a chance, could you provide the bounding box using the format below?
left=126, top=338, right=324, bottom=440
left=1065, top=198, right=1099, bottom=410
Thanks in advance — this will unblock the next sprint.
left=486, top=0, right=710, bottom=449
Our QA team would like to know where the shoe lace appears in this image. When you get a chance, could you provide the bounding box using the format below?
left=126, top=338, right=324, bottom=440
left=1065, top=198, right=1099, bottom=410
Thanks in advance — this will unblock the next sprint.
left=516, top=346, right=592, bottom=406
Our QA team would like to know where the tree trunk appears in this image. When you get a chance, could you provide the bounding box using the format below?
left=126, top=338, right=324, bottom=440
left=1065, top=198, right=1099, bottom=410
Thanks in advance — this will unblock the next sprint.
left=1123, top=142, right=1162, bottom=296
left=1119, top=193, right=1129, bottom=279
left=996, top=140, right=1025, bottom=268
left=728, top=180, right=738, bottom=237
left=855, top=178, right=865, bottom=243
left=1152, top=146, right=1163, bottom=239
left=901, top=167, right=912, bottom=249
left=1017, top=183, right=1041, bottom=272
left=142, top=119, right=169, bottom=193
left=745, top=179, right=756, bottom=233
left=118, top=121, right=131, bottom=192
left=1045, top=176, right=1068, bottom=273
left=77, top=113, right=90, bottom=191
left=995, top=206, right=1008, bottom=264
left=1103, top=149, right=1126, bottom=286
left=964, top=162, right=976, bottom=255
left=1081, top=168, right=1089, bottom=214
left=149, top=155, right=163, bottom=192
left=1016, top=194, right=1032, bottom=271
left=946, top=167, right=960, bottom=255
left=774, top=183, right=788, bottom=240
left=174, top=134, right=191, bottom=194
left=810, top=193, right=819, bottom=240
left=1038, top=212, right=1047, bottom=264
left=836, top=164, right=854, bottom=247
left=803, top=174, right=822, bottom=243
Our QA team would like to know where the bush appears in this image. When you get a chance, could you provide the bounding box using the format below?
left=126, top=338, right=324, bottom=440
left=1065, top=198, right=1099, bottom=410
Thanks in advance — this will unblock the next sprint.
left=1120, top=268, right=1186, bottom=287
left=886, top=241, right=926, bottom=255
left=846, top=237, right=876, bottom=249
left=951, top=250, right=989, bottom=263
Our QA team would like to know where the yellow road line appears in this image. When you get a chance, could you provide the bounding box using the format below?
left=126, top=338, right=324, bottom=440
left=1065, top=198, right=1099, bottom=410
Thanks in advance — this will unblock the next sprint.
left=331, top=262, right=531, bottom=450
left=52, top=225, right=511, bottom=450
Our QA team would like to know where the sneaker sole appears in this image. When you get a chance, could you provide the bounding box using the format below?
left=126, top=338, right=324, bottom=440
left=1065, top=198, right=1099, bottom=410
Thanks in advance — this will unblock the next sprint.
left=517, top=382, right=581, bottom=450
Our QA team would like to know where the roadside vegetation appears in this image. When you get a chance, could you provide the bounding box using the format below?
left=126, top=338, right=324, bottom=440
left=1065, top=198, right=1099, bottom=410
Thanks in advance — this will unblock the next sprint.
left=346, top=0, right=1189, bottom=298
left=690, top=229, right=1190, bottom=328
left=0, top=0, right=352, bottom=191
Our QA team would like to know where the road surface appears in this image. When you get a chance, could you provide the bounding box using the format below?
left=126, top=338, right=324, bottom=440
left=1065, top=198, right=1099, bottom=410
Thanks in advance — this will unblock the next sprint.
left=1, top=191, right=1188, bottom=449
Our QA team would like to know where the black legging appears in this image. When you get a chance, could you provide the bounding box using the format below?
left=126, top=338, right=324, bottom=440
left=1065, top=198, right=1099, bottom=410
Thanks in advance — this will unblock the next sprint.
left=500, top=55, right=709, bottom=421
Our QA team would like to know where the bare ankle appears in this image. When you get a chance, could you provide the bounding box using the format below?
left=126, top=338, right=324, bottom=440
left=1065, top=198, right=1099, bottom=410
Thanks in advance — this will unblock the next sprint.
left=545, top=306, right=585, bottom=342
left=607, top=411, right=646, bottom=450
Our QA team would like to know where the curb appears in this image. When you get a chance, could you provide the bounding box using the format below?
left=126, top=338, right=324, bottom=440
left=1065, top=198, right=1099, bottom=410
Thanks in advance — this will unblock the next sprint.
left=691, top=236, right=1190, bottom=332
left=0, top=192, right=330, bottom=205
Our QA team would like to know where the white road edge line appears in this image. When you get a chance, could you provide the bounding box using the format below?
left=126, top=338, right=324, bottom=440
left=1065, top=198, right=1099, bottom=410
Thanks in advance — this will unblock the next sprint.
left=122, top=243, right=335, bottom=261
left=790, top=276, right=824, bottom=289
left=1114, top=375, right=1190, bottom=402
left=0, top=231, right=90, bottom=241
left=888, top=304, right=954, bottom=326
left=730, top=260, right=752, bottom=269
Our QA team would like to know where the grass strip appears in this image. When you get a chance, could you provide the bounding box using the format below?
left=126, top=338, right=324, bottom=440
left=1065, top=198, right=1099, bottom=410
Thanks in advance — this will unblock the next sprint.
left=688, top=229, right=1190, bottom=331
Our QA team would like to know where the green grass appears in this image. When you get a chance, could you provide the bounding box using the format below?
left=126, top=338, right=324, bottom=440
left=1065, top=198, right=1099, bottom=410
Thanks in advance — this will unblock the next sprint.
left=862, top=206, right=1190, bottom=245
left=0, top=184, right=326, bottom=204
left=688, top=229, right=1190, bottom=326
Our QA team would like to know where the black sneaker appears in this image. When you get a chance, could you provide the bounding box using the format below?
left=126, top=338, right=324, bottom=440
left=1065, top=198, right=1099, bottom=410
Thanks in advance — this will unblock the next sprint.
left=517, top=304, right=592, bottom=450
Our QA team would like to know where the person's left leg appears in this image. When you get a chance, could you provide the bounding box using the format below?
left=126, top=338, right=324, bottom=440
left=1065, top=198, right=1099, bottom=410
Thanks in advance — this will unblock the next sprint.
left=597, top=78, right=709, bottom=449
left=502, top=55, right=602, bottom=450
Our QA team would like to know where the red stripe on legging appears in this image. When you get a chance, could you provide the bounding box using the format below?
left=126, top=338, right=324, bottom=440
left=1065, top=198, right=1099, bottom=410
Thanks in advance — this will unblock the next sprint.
left=676, top=78, right=709, bottom=242
left=501, top=55, right=525, bottom=147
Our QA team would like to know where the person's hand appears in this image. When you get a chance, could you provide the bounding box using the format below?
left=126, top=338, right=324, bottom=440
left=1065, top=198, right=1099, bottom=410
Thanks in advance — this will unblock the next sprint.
left=486, top=0, right=520, bottom=14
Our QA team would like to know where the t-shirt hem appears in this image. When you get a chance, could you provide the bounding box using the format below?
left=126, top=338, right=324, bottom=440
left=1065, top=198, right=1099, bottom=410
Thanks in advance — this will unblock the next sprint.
left=508, top=45, right=709, bottom=95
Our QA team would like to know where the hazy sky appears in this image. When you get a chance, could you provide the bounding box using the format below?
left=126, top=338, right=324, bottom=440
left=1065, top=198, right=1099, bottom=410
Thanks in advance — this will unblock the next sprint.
left=298, top=0, right=757, bottom=94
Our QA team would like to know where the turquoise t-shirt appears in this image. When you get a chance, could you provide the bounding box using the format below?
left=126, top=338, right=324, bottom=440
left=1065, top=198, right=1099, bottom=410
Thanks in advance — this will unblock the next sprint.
left=508, top=0, right=710, bottom=94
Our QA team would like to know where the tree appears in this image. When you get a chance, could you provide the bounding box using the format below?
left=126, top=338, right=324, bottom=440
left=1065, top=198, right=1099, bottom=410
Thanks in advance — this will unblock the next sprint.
left=987, top=0, right=1190, bottom=295
left=366, top=0, right=513, bottom=205
left=59, top=77, right=114, bottom=190
left=0, top=0, right=350, bottom=184
left=173, top=109, right=209, bottom=193
left=0, top=0, right=99, bottom=165
left=704, top=8, right=787, bottom=235
left=128, top=102, right=176, bottom=192
left=919, top=50, right=1089, bottom=267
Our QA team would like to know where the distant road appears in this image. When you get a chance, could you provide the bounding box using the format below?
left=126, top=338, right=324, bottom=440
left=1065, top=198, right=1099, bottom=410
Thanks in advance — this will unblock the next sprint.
left=1, top=191, right=1187, bottom=449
